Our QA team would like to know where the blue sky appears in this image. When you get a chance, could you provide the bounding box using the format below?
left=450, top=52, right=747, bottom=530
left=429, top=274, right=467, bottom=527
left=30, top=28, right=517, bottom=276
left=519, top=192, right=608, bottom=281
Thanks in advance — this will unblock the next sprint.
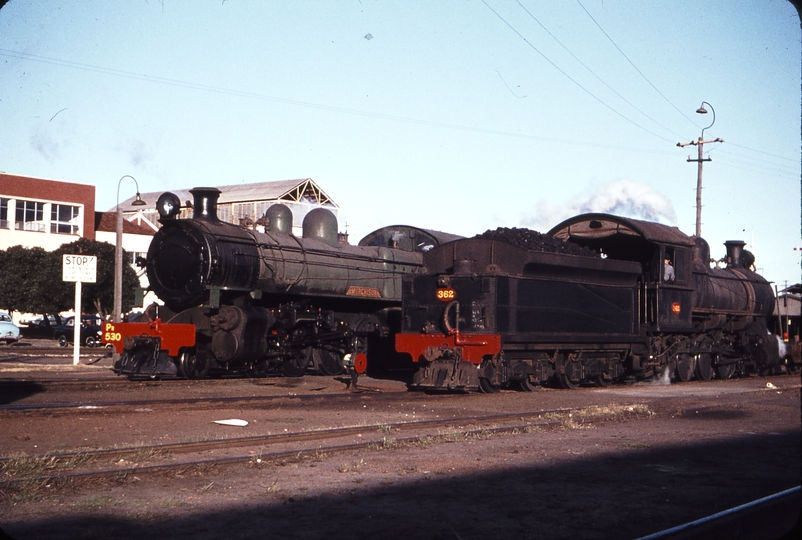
left=1, top=0, right=799, bottom=286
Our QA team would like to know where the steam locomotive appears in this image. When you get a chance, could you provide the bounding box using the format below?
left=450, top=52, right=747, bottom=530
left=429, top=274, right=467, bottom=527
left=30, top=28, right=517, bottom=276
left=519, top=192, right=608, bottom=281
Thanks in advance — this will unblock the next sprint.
left=103, top=187, right=460, bottom=379
left=395, top=214, right=780, bottom=391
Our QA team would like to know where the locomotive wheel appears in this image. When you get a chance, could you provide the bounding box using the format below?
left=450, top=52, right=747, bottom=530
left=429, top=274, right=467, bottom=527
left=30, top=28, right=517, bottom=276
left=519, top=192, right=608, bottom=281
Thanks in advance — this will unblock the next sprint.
left=519, top=376, right=539, bottom=392
left=279, top=350, right=311, bottom=377
left=715, top=362, right=736, bottom=380
left=695, top=353, right=714, bottom=381
left=478, top=377, right=499, bottom=393
left=594, top=374, right=610, bottom=387
left=675, top=353, right=695, bottom=382
left=313, top=348, right=346, bottom=376
left=558, top=374, right=577, bottom=389
left=179, top=349, right=210, bottom=379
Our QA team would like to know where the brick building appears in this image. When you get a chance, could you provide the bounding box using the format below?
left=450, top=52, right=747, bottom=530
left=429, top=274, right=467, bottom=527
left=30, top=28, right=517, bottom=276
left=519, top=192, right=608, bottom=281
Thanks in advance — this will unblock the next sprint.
left=0, top=172, right=96, bottom=250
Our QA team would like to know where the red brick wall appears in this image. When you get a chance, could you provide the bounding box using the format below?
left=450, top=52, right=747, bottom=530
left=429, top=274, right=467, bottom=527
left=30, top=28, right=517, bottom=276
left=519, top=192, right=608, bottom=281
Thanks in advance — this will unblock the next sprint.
left=0, top=173, right=96, bottom=240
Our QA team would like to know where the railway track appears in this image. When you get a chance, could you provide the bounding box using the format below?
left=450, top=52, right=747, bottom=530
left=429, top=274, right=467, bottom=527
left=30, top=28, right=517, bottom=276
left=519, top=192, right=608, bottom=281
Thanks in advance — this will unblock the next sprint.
left=0, top=374, right=295, bottom=392
left=0, top=402, right=654, bottom=490
left=0, top=346, right=111, bottom=357
left=0, top=388, right=418, bottom=416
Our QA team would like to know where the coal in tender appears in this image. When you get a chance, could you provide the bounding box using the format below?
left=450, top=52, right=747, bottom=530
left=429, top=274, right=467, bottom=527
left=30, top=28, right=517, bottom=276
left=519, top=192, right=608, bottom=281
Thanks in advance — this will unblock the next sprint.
left=476, top=227, right=599, bottom=258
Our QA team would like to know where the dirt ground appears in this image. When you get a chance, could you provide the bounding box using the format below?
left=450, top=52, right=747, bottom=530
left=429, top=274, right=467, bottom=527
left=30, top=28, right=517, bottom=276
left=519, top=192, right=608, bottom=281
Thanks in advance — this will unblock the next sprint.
left=0, top=350, right=800, bottom=540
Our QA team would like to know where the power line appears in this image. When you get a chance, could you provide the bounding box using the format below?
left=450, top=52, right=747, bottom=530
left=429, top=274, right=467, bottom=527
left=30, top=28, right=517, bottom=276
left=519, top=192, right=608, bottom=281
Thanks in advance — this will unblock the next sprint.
left=0, top=48, right=675, bottom=155
left=515, top=0, right=687, bottom=141
left=575, top=0, right=701, bottom=129
left=481, top=1, right=674, bottom=143
left=724, top=141, right=800, bottom=163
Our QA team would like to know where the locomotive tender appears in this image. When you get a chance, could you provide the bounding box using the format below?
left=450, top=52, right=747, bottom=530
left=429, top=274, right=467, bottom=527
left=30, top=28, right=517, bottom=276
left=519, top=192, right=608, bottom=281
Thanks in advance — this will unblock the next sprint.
left=104, top=187, right=460, bottom=379
left=395, top=214, right=779, bottom=392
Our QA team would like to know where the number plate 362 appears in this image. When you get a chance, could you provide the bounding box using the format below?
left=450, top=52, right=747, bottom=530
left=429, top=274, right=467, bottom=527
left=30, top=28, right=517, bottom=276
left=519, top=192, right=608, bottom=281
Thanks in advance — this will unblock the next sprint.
left=436, top=288, right=456, bottom=301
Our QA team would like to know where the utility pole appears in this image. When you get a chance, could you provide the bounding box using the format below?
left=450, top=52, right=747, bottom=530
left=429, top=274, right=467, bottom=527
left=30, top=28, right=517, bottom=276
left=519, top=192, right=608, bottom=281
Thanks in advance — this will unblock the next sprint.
left=677, top=102, right=723, bottom=237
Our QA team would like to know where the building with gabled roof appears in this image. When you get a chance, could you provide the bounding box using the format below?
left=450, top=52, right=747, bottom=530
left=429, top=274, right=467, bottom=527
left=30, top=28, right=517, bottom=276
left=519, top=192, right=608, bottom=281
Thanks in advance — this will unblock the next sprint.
left=117, top=178, right=338, bottom=236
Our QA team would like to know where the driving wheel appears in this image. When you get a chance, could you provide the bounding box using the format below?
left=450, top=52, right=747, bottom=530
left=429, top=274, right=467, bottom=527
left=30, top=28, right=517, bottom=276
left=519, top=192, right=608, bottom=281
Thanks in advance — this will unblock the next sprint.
left=675, top=353, right=695, bottom=382
left=695, top=353, right=714, bottom=381
left=280, top=349, right=311, bottom=377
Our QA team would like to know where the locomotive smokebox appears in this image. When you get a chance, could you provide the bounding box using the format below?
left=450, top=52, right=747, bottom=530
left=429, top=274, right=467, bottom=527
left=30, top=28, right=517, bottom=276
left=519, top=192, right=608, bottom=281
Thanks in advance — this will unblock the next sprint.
left=724, top=240, right=747, bottom=269
left=190, top=187, right=222, bottom=222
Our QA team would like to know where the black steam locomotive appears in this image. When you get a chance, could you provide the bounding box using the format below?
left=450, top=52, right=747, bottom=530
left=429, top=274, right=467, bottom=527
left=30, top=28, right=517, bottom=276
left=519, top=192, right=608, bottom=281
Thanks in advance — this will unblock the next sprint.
left=395, top=214, right=779, bottom=391
left=104, top=187, right=460, bottom=378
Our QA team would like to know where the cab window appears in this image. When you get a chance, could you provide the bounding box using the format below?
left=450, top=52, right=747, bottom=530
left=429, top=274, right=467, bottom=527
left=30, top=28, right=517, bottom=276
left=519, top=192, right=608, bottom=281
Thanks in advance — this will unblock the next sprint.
left=663, top=247, right=688, bottom=284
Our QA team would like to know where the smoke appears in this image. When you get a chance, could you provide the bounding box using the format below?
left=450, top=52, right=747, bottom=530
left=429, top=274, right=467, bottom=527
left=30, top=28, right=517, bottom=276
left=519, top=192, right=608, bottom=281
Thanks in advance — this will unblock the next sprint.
left=777, top=335, right=787, bottom=360
left=522, top=179, right=676, bottom=231
left=652, top=365, right=672, bottom=386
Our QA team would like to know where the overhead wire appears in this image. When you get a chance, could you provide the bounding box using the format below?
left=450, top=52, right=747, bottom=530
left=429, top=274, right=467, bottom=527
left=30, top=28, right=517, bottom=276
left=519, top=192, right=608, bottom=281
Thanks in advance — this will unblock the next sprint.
left=575, top=0, right=701, bottom=129
left=515, top=0, right=688, bottom=141
left=0, top=47, right=677, bottom=156
left=480, top=0, right=675, bottom=144
left=569, top=1, right=799, bottom=177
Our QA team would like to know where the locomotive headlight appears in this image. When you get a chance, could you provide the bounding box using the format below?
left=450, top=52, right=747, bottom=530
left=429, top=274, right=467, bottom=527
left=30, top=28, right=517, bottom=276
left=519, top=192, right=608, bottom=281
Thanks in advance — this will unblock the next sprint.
left=156, top=192, right=181, bottom=220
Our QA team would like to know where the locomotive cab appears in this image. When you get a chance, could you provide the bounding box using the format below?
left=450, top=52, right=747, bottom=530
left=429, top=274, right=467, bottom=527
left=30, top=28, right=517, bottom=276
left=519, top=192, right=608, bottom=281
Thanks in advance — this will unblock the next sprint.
left=547, top=214, right=695, bottom=333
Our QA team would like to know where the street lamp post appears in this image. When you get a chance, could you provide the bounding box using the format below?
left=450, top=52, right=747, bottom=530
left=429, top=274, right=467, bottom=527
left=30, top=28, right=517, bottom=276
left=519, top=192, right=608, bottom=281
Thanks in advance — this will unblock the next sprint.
left=114, top=175, right=147, bottom=323
left=677, top=102, right=724, bottom=237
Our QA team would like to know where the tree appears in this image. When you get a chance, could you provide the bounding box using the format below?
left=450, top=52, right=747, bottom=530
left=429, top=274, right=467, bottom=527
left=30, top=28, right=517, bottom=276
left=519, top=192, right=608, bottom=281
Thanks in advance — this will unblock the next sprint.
left=0, top=246, right=70, bottom=322
left=0, top=239, right=141, bottom=321
left=54, top=238, right=140, bottom=319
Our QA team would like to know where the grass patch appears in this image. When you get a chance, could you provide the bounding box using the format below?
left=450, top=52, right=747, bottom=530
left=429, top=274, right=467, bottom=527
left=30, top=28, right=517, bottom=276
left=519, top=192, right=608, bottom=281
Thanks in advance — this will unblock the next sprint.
left=1, top=453, right=96, bottom=479
left=337, top=459, right=365, bottom=473
left=158, top=497, right=189, bottom=509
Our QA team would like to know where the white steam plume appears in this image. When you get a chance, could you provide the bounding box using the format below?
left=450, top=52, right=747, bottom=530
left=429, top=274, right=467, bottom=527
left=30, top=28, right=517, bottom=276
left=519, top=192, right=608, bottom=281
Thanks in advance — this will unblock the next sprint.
left=523, top=179, right=676, bottom=231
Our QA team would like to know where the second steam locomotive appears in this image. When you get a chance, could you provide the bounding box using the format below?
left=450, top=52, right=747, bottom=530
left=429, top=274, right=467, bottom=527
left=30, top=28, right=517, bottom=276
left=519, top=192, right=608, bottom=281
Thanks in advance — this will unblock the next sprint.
left=395, top=214, right=780, bottom=391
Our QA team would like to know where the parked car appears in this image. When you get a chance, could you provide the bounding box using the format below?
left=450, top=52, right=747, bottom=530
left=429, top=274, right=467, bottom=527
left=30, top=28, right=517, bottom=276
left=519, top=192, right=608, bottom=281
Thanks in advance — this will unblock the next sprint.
left=0, top=312, right=21, bottom=344
left=18, top=315, right=58, bottom=339
left=53, top=315, right=103, bottom=347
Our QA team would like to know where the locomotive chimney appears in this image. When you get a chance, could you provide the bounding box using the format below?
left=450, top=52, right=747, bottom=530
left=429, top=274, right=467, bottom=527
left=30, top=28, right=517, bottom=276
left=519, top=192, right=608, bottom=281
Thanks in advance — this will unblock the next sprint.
left=724, top=240, right=746, bottom=269
left=189, top=187, right=221, bottom=222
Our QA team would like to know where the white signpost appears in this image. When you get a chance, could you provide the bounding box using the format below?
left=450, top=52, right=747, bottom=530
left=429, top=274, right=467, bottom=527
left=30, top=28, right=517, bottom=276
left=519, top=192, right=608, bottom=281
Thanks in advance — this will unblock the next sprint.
left=62, top=255, right=97, bottom=366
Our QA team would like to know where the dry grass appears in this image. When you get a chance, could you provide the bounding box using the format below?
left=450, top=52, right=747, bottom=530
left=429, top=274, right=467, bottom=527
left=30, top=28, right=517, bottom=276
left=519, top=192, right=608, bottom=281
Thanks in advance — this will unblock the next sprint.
left=1, top=453, right=96, bottom=479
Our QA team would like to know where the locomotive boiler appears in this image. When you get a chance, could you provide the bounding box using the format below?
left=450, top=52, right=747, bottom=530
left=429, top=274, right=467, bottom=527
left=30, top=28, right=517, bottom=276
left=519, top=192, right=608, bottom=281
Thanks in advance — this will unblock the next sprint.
left=395, top=214, right=779, bottom=391
left=104, top=187, right=460, bottom=379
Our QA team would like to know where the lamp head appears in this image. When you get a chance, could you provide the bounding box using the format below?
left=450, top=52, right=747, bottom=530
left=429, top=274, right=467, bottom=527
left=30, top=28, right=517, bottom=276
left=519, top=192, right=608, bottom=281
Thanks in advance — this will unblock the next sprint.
left=156, top=192, right=181, bottom=221
left=696, top=104, right=708, bottom=115
left=132, top=193, right=147, bottom=207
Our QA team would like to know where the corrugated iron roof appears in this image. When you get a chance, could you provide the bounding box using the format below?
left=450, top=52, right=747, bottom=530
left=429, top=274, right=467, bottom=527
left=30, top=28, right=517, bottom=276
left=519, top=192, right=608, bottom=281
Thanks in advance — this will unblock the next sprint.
left=115, top=178, right=336, bottom=211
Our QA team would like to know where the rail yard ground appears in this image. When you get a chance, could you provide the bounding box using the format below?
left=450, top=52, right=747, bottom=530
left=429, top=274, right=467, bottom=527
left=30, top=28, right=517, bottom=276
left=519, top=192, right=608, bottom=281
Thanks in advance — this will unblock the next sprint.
left=0, top=341, right=800, bottom=540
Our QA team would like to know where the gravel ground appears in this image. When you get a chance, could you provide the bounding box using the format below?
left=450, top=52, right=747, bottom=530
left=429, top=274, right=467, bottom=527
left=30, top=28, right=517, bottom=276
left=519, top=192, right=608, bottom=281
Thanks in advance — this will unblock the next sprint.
left=0, top=350, right=800, bottom=540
